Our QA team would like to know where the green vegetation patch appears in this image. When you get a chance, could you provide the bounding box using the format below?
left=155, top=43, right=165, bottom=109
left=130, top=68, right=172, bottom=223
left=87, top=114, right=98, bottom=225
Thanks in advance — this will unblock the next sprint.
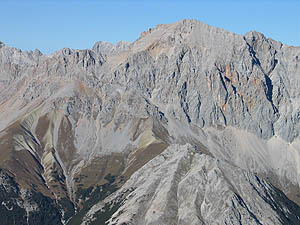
left=67, top=175, right=119, bottom=225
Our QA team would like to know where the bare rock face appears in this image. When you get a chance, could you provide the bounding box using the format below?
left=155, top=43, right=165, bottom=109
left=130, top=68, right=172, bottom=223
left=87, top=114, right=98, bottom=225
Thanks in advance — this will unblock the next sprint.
left=88, top=144, right=300, bottom=225
left=0, top=19, right=300, bottom=225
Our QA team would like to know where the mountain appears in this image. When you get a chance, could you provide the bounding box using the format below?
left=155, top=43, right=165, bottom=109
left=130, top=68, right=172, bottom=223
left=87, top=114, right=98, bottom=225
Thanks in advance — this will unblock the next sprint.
left=0, top=19, right=300, bottom=225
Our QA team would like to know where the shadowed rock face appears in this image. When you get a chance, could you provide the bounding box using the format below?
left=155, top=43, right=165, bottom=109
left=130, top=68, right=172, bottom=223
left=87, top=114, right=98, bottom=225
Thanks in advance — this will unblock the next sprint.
left=0, top=19, right=300, bottom=225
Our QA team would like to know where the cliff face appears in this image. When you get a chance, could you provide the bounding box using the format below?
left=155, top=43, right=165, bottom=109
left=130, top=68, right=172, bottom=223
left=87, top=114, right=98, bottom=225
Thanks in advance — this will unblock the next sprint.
left=0, top=19, right=300, bottom=225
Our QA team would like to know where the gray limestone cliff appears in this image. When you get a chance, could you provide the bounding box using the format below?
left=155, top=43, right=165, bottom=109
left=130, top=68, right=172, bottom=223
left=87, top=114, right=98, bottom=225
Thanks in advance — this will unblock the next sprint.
left=0, top=19, right=300, bottom=225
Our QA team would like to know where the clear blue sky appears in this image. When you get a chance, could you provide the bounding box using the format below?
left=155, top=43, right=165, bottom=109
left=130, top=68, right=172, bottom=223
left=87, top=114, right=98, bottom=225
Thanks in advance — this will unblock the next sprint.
left=1, top=0, right=299, bottom=54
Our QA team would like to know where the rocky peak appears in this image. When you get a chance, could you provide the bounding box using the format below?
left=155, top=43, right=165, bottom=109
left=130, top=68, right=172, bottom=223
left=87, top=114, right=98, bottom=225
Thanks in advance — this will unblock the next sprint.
left=1, top=19, right=300, bottom=225
left=33, top=48, right=42, bottom=56
left=92, top=41, right=116, bottom=55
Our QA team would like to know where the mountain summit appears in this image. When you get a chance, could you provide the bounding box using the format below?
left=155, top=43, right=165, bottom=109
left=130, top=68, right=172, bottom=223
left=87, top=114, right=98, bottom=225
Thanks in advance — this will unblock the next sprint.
left=0, top=20, right=300, bottom=225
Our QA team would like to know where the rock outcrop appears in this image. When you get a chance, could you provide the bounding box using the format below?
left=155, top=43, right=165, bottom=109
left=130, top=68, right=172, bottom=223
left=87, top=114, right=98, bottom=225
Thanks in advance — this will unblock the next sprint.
left=0, top=19, right=300, bottom=225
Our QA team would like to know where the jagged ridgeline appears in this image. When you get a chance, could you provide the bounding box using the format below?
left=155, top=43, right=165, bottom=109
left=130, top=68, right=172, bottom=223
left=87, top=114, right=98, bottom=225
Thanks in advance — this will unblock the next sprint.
left=0, top=19, right=300, bottom=225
